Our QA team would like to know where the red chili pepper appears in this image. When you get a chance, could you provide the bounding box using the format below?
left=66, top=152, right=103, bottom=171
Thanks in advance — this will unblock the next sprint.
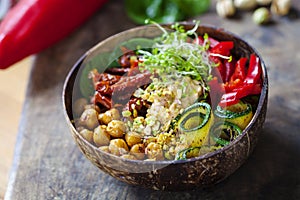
left=0, top=0, right=108, bottom=69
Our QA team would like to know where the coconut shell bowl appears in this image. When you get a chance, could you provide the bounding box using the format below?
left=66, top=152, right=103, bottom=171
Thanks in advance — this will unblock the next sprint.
left=62, top=23, right=268, bottom=191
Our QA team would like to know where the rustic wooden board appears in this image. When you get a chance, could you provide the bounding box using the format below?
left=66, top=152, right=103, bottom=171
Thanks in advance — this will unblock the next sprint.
left=5, top=0, right=300, bottom=199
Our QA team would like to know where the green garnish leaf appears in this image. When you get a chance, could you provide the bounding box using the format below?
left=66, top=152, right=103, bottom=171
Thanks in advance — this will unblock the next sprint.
left=79, top=38, right=155, bottom=98
left=79, top=52, right=115, bottom=99
left=125, top=0, right=211, bottom=24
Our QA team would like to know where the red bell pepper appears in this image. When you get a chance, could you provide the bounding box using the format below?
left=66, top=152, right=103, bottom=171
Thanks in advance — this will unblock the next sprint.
left=209, top=41, right=234, bottom=82
left=210, top=56, right=225, bottom=81
left=0, top=0, right=109, bottom=69
left=196, top=35, right=220, bottom=48
left=210, top=41, right=234, bottom=57
left=229, top=57, right=247, bottom=83
left=244, top=54, right=262, bottom=85
left=223, top=57, right=247, bottom=92
left=208, top=76, right=225, bottom=108
left=223, top=57, right=235, bottom=83
left=196, top=36, right=262, bottom=108
left=219, top=83, right=261, bottom=107
left=219, top=54, right=262, bottom=107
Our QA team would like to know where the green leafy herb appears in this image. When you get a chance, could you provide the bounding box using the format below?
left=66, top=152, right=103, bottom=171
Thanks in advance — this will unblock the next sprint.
left=125, top=0, right=211, bottom=24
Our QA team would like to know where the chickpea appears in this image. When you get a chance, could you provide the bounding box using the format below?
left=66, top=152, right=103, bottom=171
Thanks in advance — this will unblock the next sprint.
left=145, top=142, right=164, bottom=160
left=164, top=146, right=176, bottom=160
left=93, top=125, right=110, bottom=147
left=73, top=98, right=88, bottom=117
left=125, top=132, right=142, bottom=147
left=84, top=104, right=101, bottom=113
left=120, top=154, right=137, bottom=160
left=130, top=143, right=145, bottom=160
left=79, top=128, right=94, bottom=143
left=79, top=108, right=99, bottom=129
left=143, top=137, right=157, bottom=147
left=98, top=146, right=109, bottom=153
left=76, top=126, right=85, bottom=132
left=98, top=108, right=120, bottom=125
left=106, top=120, right=126, bottom=138
left=109, top=139, right=129, bottom=156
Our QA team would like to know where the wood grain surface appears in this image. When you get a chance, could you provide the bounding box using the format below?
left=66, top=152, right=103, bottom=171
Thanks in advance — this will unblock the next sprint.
left=0, top=57, right=32, bottom=199
left=5, top=0, right=300, bottom=199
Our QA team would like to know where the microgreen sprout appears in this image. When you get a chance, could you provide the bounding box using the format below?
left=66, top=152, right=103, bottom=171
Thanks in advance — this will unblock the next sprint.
left=139, top=20, right=214, bottom=94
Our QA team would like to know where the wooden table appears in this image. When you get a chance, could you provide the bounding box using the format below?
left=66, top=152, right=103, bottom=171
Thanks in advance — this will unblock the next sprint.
left=0, top=57, right=31, bottom=198
left=5, top=0, right=300, bottom=199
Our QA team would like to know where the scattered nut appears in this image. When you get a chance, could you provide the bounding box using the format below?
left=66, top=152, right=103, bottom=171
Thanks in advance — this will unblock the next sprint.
left=271, top=0, right=291, bottom=16
left=217, top=0, right=291, bottom=25
left=252, top=7, right=271, bottom=24
left=256, top=0, right=272, bottom=6
left=234, top=0, right=257, bottom=10
left=216, top=0, right=236, bottom=18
